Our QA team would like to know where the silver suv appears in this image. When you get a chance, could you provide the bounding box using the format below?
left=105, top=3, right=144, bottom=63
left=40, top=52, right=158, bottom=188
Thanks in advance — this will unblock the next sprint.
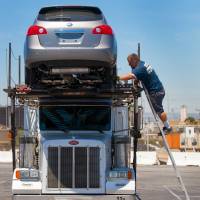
left=24, top=6, right=117, bottom=89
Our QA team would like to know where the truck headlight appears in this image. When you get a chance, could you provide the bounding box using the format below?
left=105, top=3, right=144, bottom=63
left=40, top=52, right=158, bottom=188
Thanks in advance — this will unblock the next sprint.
left=20, top=170, right=30, bottom=179
left=30, top=169, right=39, bottom=178
left=15, top=169, right=39, bottom=180
left=109, top=170, right=133, bottom=179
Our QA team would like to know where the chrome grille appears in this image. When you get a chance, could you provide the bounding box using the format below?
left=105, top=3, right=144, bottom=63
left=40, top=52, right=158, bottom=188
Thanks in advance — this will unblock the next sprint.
left=47, top=146, right=100, bottom=189
left=48, top=147, right=58, bottom=188
left=90, top=147, right=100, bottom=188
left=75, top=147, right=87, bottom=188
left=60, top=147, right=73, bottom=188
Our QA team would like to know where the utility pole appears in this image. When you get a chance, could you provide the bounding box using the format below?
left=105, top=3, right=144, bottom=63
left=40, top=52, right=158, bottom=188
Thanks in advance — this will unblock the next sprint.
left=8, top=43, right=11, bottom=89
left=18, top=55, right=21, bottom=129
left=8, top=42, right=16, bottom=171
left=18, top=55, right=21, bottom=85
left=5, top=48, right=8, bottom=128
left=11, top=94, right=16, bottom=171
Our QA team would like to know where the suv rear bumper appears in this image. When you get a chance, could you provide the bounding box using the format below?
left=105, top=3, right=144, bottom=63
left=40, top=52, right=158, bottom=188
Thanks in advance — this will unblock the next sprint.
left=13, top=194, right=136, bottom=200
left=25, top=47, right=116, bottom=67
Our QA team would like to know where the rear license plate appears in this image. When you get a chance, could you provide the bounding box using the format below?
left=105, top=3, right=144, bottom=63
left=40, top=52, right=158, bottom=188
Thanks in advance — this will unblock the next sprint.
left=58, top=38, right=81, bottom=44
left=56, top=31, right=83, bottom=44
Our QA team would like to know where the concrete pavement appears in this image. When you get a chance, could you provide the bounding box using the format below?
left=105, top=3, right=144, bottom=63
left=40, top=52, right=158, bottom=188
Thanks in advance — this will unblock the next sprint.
left=1, top=163, right=200, bottom=200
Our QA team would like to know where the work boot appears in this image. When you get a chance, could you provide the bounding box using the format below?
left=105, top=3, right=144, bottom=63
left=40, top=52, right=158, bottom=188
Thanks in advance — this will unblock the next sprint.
left=163, top=126, right=173, bottom=133
left=158, top=127, right=172, bottom=136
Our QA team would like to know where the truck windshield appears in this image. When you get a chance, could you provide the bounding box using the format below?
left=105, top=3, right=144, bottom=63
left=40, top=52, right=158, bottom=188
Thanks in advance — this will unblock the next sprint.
left=39, top=106, right=111, bottom=131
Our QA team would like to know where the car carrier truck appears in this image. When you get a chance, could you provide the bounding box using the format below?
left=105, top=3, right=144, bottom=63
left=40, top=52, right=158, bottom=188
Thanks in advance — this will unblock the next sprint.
left=5, top=81, right=143, bottom=200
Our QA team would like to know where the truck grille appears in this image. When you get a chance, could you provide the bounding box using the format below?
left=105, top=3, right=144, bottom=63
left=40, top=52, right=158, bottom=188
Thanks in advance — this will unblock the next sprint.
left=48, top=146, right=100, bottom=189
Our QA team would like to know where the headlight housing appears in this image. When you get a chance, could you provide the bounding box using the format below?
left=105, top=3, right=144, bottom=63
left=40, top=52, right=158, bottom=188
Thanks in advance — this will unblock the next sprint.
left=15, top=169, right=39, bottom=180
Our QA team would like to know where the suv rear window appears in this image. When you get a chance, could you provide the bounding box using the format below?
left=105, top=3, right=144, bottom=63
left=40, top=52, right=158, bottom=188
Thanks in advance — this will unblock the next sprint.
left=38, top=6, right=103, bottom=21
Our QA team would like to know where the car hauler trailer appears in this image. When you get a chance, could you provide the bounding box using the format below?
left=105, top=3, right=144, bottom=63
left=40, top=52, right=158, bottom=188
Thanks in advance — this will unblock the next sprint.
left=4, top=83, right=143, bottom=200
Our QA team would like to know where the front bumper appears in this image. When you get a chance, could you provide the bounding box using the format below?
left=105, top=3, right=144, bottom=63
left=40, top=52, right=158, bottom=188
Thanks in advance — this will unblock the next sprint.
left=13, top=194, right=136, bottom=200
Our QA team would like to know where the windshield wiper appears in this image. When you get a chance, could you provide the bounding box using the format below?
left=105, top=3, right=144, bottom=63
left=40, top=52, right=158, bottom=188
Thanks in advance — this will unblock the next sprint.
left=96, top=129, right=104, bottom=134
left=60, top=128, right=69, bottom=134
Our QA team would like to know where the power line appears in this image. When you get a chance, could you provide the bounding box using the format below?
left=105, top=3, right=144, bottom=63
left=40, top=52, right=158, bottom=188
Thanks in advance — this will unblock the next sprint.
left=11, top=76, right=16, bottom=85
left=11, top=47, right=19, bottom=61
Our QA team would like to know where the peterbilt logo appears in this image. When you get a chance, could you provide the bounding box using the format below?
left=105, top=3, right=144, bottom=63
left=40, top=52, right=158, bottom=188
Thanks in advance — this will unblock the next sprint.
left=66, top=22, right=73, bottom=27
left=68, top=140, right=79, bottom=145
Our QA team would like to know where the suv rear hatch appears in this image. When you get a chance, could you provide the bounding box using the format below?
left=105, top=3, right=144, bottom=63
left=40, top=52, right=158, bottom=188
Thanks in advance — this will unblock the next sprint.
left=37, top=6, right=104, bottom=48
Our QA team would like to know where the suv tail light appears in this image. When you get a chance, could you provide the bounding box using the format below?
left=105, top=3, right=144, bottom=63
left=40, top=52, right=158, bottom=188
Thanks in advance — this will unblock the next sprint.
left=27, top=25, right=47, bottom=36
left=92, top=24, right=113, bottom=35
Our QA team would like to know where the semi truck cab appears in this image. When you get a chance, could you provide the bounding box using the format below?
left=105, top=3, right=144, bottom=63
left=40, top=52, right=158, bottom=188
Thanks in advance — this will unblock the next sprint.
left=11, top=90, right=142, bottom=200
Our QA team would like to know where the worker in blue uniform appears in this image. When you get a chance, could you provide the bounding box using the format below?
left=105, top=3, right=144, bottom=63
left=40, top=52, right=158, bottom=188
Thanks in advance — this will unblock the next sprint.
left=120, top=53, right=172, bottom=132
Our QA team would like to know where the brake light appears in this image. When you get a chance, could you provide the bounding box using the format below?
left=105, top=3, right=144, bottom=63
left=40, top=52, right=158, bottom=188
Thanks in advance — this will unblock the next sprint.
left=92, top=25, right=113, bottom=35
left=27, top=25, right=47, bottom=36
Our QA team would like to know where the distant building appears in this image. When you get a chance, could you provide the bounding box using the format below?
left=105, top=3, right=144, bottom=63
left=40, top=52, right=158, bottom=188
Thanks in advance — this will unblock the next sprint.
left=180, top=126, right=200, bottom=151
left=180, top=105, right=187, bottom=122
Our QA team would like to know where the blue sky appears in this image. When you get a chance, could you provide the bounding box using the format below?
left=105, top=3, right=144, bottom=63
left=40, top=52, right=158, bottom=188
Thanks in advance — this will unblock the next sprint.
left=0, top=0, right=200, bottom=114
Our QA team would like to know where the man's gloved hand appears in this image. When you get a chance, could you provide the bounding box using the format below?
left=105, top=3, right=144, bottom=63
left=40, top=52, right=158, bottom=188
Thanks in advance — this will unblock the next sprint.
left=113, top=76, right=120, bottom=82
left=134, top=80, right=139, bottom=85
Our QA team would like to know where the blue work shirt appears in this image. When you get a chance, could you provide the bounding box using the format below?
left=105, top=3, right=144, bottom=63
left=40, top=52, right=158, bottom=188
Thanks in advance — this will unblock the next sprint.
left=132, top=61, right=164, bottom=93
